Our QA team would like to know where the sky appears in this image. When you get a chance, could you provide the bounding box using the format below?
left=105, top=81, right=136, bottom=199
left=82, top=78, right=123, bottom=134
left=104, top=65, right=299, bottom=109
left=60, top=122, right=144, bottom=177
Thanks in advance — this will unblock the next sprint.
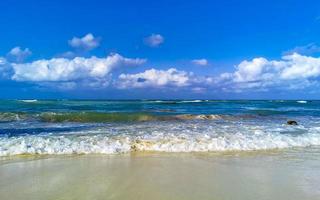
left=1, top=0, right=320, bottom=99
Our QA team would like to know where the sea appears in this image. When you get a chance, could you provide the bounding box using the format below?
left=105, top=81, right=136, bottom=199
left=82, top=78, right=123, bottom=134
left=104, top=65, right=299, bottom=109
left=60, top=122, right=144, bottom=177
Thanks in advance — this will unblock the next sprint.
left=0, top=99, right=320, bottom=156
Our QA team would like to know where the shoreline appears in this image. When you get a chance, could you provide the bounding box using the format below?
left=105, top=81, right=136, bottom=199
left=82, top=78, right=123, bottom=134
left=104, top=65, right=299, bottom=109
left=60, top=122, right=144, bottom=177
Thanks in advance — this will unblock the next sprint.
left=1, top=149, right=320, bottom=200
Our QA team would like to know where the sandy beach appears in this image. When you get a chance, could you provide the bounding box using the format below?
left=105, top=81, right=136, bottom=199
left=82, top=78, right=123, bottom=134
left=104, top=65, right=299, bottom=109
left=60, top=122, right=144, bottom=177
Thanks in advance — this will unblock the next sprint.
left=1, top=148, right=320, bottom=200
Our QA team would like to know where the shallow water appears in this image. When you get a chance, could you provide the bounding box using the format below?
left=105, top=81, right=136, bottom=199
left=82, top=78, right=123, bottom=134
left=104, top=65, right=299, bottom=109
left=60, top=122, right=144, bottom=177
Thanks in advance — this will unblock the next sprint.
left=0, top=100, right=320, bottom=155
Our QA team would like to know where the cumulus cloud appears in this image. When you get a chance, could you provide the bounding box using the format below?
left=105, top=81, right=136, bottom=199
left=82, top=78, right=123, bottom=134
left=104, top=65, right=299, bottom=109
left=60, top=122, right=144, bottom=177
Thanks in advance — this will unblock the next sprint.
left=217, top=53, right=320, bottom=91
left=68, top=33, right=100, bottom=51
left=12, top=53, right=146, bottom=82
left=118, top=68, right=192, bottom=88
left=192, top=59, right=208, bottom=66
left=280, top=54, right=320, bottom=79
left=144, top=34, right=164, bottom=47
left=7, top=46, right=32, bottom=63
left=117, top=53, right=320, bottom=91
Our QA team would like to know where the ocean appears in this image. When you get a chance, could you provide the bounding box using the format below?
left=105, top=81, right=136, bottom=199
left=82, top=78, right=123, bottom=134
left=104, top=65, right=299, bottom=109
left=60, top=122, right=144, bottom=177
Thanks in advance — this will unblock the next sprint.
left=0, top=99, right=319, bottom=156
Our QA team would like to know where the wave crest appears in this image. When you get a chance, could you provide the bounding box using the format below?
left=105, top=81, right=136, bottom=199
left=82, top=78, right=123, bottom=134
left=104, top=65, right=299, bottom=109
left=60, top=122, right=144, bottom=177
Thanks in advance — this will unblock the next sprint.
left=1, top=130, right=320, bottom=156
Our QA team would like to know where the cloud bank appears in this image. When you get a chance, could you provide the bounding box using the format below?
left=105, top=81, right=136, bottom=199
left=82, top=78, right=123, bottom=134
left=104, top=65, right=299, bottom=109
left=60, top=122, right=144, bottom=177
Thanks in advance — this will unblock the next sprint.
left=12, top=54, right=146, bottom=82
left=117, top=53, right=320, bottom=93
left=1, top=43, right=320, bottom=95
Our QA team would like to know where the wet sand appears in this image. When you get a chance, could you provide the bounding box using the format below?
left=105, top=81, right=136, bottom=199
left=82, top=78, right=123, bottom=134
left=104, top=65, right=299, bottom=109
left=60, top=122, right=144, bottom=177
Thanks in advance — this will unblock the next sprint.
left=1, top=149, right=320, bottom=200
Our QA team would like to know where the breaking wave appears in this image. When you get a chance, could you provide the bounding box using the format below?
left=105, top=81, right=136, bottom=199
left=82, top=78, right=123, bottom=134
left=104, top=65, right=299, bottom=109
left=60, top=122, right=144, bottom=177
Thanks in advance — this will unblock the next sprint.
left=1, top=128, right=320, bottom=156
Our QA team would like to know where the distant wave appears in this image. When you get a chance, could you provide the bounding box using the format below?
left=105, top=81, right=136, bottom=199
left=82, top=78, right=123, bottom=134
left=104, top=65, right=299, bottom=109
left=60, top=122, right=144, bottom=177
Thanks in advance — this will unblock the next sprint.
left=154, top=100, right=165, bottom=103
left=40, top=113, right=225, bottom=122
left=19, top=99, right=38, bottom=103
left=297, top=100, right=307, bottom=104
left=40, top=112, right=157, bottom=123
left=0, top=112, right=225, bottom=123
left=179, top=100, right=204, bottom=103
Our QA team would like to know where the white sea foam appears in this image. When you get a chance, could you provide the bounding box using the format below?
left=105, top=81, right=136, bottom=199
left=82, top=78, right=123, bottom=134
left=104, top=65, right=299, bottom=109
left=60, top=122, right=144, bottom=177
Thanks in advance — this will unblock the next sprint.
left=1, top=118, right=320, bottom=156
left=1, top=127, right=320, bottom=156
left=297, top=100, right=307, bottom=104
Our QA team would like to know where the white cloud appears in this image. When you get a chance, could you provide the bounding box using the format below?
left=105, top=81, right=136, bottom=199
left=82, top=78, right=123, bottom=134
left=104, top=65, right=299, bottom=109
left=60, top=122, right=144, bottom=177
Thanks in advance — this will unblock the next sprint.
left=284, top=43, right=320, bottom=55
left=144, top=34, right=164, bottom=47
left=118, top=68, right=192, bottom=88
left=0, top=57, right=8, bottom=75
left=7, top=47, right=32, bottom=63
left=233, top=57, right=273, bottom=82
left=0, top=57, right=6, bottom=65
left=0, top=57, right=13, bottom=79
left=217, top=53, right=320, bottom=91
left=12, top=53, right=146, bottom=82
left=68, top=33, right=100, bottom=51
left=280, top=53, right=320, bottom=79
left=192, top=59, right=208, bottom=66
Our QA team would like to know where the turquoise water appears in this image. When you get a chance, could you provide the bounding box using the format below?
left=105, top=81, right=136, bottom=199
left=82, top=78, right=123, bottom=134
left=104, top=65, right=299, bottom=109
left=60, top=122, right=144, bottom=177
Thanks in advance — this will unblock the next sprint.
left=0, top=99, right=320, bottom=155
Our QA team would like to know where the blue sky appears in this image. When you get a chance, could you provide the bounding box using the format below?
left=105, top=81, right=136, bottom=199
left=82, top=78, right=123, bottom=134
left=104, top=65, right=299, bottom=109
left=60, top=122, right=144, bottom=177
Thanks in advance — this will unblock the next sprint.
left=1, top=0, right=320, bottom=99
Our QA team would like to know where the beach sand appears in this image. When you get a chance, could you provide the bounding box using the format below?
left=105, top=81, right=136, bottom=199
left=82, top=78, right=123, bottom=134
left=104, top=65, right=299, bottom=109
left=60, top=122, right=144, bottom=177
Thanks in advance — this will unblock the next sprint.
left=1, top=149, right=320, bottom=200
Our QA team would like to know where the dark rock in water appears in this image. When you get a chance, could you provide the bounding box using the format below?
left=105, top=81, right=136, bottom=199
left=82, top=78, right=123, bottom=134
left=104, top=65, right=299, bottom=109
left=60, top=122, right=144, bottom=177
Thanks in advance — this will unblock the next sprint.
left=287, top=120, right=298, bottom=125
